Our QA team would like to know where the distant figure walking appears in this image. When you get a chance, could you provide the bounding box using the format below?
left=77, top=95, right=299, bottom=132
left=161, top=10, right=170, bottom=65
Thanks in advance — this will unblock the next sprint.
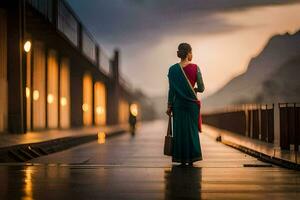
left=166, top=43, right=205, bottom=166
left=129, top=112, right=137, bottom=136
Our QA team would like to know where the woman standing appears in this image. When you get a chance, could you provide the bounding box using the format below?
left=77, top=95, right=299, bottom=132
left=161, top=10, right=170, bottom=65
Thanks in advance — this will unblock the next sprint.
left=166, top=43, right=205, bottom=166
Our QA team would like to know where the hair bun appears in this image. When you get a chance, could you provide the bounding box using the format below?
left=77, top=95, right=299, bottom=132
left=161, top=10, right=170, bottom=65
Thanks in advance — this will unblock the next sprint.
left=177, top=43, right=192, bottom=59
left=177, top=50, right=186, bottom=59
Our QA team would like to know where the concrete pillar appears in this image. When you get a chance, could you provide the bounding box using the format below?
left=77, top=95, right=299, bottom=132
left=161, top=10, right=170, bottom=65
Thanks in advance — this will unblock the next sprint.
left=112, top=49, right=120, bottom=84
left=107, top=49, right=120, bottom=125
left=52, top=0, right=58, bottom=27
left=78, top=23, right=83, bottom=52
left=70, top=62, right=83, bottom=127
left=7, top=0, right=27, bottom=133
left=92, top=77, right=95, bottom=126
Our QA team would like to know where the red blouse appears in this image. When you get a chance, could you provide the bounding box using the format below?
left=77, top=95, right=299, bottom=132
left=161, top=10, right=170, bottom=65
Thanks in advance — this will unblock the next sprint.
left=182, top=63, right=198, bottom=87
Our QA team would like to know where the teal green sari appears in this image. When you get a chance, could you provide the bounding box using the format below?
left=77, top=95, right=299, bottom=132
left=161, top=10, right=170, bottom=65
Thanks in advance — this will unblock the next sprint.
left=167, top=63, right=202, bottom=163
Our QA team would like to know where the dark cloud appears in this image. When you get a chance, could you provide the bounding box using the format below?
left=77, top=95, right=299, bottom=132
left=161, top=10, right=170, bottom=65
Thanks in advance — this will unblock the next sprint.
left=127, top=0, right=299, bottom=12
left=66, top=0, right=299, bottom=45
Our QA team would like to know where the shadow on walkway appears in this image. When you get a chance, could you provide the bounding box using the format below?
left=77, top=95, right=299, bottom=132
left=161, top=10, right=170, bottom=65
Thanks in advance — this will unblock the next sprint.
left=165, top=165, right=202, bottom=199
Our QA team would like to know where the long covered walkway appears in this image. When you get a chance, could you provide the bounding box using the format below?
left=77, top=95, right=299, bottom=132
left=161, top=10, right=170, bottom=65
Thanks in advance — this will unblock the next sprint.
left=0, top=119, right=299, bottom=199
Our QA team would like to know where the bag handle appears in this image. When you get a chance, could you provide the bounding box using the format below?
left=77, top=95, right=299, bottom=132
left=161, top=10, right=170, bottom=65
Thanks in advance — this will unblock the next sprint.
left=167, top=115, right=172, bottom=136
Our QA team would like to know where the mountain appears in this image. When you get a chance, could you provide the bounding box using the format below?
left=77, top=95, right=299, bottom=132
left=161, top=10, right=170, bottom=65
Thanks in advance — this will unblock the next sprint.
left=202, top=30, right=300, bottom=111
left=256, top=57, right=300, bottom=103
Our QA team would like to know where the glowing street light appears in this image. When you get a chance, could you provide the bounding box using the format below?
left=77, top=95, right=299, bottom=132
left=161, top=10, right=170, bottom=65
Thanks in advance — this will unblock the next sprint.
left=26, top=87, right=30, bottom=98
left=82, top=103, right=89, bottom=112
left=24, top=41, right=31, bottom=53
left=47, top=94, right=54, bottom=104
left=130, top=103, right=138, bottom=116
left=33, top=90, right=39, bottom=101
left=60, top=97, right=67, bottom=106
left=96, top=106, right=104, bottom=115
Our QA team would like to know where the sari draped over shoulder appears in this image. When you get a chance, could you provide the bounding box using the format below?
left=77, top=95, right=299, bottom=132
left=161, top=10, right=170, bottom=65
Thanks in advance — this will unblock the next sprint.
left=167, top=63, right=203, bottom=163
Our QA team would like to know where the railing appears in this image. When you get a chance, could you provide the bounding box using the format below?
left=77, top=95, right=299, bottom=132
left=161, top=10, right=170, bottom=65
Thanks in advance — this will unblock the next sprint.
left=57, top=0, right=78, bottom=46
left=82, top=29, right=96, bottom=63
left=26, top=0, right=127, bottom=83
left=27, top=0, right=53, bottom=22
left=99, top=48, right=111, bottom=76
left=279, top=103, right=300, bottom=151
left=202, top=103, right=300, bottom=150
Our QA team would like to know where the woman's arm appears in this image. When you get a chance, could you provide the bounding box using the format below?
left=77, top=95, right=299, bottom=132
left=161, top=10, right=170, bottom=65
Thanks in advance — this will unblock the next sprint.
left=166, top=74, right=175, bottom=116
left=167, top=81, right=175, bottom=108
left=195, top=65, right=205, bottom=93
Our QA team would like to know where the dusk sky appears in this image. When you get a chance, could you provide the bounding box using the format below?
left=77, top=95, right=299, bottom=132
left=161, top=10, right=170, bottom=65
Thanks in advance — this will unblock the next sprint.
left=66, top=0, right=300, bottom=98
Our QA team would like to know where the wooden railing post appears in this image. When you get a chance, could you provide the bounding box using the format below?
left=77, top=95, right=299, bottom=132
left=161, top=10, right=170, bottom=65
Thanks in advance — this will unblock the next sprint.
left=245, top=104, right=249, bottom=137
left=274, top=102, right=281, bottom=149
left=258, top=104, right=262, bottom=140
left=249, top=104, right=254, bottom=138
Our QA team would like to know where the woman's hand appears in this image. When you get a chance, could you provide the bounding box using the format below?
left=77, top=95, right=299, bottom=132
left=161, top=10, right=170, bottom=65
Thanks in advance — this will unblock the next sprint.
left=166, top=106, right=172, bottom=116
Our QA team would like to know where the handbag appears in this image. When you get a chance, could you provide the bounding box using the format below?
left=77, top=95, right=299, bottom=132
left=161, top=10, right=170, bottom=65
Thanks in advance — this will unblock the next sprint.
left=164, top=115, right=173, bottom=156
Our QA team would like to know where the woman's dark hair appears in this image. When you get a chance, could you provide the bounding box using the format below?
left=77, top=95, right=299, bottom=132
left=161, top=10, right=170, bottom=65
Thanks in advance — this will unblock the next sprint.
left=177, top=43, right=192, bottom=59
